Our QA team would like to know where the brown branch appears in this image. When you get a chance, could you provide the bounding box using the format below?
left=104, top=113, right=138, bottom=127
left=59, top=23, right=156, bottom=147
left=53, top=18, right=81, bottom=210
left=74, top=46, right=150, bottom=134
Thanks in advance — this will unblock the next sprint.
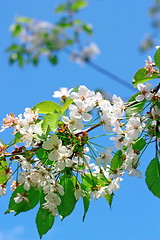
left=75, top=122, right=102, bottom=136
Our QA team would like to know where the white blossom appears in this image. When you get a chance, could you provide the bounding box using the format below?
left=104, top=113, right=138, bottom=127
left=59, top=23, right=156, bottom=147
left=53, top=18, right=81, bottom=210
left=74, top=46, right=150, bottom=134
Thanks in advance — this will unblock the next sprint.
left=52, top=87, right=73, bottom=100
left=106, top=177, right=123, bottom=194
left=136, top=83, right=153, bottom=102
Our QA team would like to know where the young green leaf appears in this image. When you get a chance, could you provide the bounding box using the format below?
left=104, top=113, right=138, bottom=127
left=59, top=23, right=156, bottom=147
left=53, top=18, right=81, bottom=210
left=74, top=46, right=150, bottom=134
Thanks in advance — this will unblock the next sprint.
left=43, top=113, right=60, bottom=132
left=58, top=175, right=77, bottom=219
left=16, top=17, right=32, bottom=23
left=0, top=160, right=7, bottom=184
left=55, top=4, right=67, bottom=13
left=81, top=174, right=96, bottom=189
left=61, top=98, right=73, bottom=113
left=110, top=150, right=123, bottom=171
left=71, top=0, right=87, bottom=11
left=32, top=101, right=61, bottom=114
left=145, top=157, right=160, bottom=198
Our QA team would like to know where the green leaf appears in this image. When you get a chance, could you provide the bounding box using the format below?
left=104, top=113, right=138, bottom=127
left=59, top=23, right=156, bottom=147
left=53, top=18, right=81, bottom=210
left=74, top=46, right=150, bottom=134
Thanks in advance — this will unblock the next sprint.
left=6, top=44, right=20, bottom=52
left=36, top=192, right=54, bottom=239
left=154, top=48, right=160, bottom=69
left=61, top=98, right=73, bottom=113
left=126, top=93, right=146, bottom=117
left=82, top=24, right=93, bottom=35
left=81, top=184, right=90, bottom=221
left=10, top=24, right=22, bottom=36
left=57, top=17, right=73, bottom=28
left=132, top=68, right=159, bottom=87
left=132, top=137, right=146, bottom=151
left=32, top=57, right=39, bottom=66
left=43, top=113, right=60, bottom=132
left=145, top=157, right=160, bottom=198
left=48, top=55, right=58, bottom=65
left=36, top=208, right=54, bottom=239
left=35, top=148, right=53, bottom=165
left=13, top=132, right=23, bottom=144
left=71, top=0, right=87, bottom=11
left=110, top=150, right=123, bottom=171
left=16, top=53, right=24, bottom=67
left=55, top=4, right=67, bottom=13
left=16, top=17, right=32, bottom=23
left=0, top=160, right=7, bottom=184
left=6, top=185, right=40, bottom=215
left=104, top=193, right=113, bottom=208
left=9, top=53, right=18, bottom=65
left=81, top=174, right=96, bottom=189
left=58, top=175, right=77, bottom=219
left=32, top=101, right=61, bottom=114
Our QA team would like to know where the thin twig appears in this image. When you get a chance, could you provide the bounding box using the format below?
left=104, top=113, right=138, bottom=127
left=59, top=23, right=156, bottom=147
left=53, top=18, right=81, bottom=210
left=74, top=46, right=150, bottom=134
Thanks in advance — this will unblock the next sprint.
left=64, top=48, right=136, bottom=92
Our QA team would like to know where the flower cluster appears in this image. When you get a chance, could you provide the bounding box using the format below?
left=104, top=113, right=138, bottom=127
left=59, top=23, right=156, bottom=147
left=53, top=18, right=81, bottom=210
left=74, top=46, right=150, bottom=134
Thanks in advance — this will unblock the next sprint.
left=10, top=18, right=66, bottom=57
left=71, top=43, right=100, bottom=64
left=0, top=83, right=159, bottom=237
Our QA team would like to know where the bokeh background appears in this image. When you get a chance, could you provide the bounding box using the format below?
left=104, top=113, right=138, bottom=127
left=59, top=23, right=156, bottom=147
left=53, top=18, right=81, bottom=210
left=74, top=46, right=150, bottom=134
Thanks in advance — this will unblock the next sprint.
left=1, top=1, right=160, bottom=239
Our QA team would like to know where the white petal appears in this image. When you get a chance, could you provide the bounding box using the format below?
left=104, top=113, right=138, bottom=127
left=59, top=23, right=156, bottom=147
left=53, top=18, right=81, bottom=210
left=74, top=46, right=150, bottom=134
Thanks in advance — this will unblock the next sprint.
left=42, top=141, right=53, bottom=150
left=135, top=94, right=144, bottom=102
left=82, top=112, right=92, bottom=121
left=48, top=150, right=59, bottom=161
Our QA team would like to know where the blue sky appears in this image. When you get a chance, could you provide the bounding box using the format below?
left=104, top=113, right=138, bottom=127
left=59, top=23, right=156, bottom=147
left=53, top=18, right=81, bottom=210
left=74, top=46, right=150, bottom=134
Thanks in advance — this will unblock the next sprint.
left=1, top=0, right=160, bottom=239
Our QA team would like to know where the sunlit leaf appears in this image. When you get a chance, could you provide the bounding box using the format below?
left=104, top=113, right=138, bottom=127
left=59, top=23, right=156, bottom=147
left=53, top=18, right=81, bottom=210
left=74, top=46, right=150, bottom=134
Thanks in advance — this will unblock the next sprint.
left=55, top=4, right=67, bottom=13
left=110, top=150, right=123, bottom=171
left=61, top=98, right=73, bottom=113
left=71, top=0, right=87, bottom=11
left=32, top=101, right=61, bottom=114
left=132, top=68, right=159, bottom=87
left=154, top=48, right=160, bottom=69
left=43, top=113, right=60, bottom=132
left=16, top=17, right=32, bottom=23
left=145, top=157, right=160, bottom=198
left=0, top=160, right=7, bottom=184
